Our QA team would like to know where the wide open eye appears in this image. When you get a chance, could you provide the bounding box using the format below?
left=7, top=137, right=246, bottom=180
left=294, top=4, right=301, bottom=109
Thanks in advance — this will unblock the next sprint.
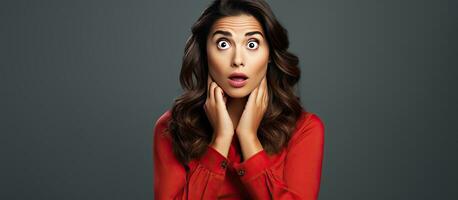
left=248, top=41, right=259, bottom=49
left=217, top=40, right=230, bottom=50
left=247, top=40, right=259, bottom=50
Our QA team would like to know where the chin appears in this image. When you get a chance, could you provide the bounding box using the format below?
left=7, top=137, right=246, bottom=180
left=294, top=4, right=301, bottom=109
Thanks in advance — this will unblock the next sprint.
left=224, top=87, right=251, bottom=99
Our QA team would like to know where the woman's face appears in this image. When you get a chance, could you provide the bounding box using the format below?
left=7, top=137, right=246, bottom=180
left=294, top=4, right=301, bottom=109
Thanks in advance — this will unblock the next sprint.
left=206, top=14, right=270, bottom=98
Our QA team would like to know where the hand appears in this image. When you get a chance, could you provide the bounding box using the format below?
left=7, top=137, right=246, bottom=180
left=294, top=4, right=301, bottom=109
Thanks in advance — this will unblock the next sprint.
left=236, top=75, right=269, bottom=138
left=204, top=74, right=234, bottom=142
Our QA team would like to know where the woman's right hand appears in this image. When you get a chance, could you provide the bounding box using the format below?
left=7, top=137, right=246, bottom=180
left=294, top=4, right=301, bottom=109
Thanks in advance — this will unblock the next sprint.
left=204, top=74, right=234, bottom=143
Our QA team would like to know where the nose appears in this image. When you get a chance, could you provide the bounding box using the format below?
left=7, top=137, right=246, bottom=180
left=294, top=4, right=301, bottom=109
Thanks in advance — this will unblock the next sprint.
left=231, top=46, right=244, bottom=67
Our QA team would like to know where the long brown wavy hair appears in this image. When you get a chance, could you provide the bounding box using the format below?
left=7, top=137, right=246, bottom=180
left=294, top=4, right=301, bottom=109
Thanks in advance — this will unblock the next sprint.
left=167, top=0, right=305, bottom=166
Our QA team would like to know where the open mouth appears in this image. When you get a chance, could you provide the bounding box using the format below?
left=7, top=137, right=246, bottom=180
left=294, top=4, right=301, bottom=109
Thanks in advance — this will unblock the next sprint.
left=229, top=77, right=248, bottom=81
left=228, top=77, right=248, bottom=88
left=228, top=72, right=248, bottom=88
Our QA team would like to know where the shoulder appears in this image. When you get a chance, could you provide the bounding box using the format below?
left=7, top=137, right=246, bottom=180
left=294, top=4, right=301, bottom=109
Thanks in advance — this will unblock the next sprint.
left=154, top=109, right=172, bottom=129
left=296, top=111, right=325, bottom=132
left=153, top=109, right=173, bottom=141
left=288, top=111, right=325, bottom=147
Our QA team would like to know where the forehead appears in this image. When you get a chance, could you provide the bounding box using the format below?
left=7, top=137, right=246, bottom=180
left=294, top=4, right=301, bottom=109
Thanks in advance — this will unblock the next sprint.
left=209, top=14, right=264, bottom=34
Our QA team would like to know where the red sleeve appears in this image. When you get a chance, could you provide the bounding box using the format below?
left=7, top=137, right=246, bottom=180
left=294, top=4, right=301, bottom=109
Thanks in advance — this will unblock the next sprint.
left=231, top=113, right=325, bottom=200
left=153, top=111, right=230, bottom=200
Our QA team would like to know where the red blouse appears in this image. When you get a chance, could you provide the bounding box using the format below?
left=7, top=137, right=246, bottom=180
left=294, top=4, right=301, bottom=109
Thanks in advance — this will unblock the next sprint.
left=153, top=110, right=325, bottom=200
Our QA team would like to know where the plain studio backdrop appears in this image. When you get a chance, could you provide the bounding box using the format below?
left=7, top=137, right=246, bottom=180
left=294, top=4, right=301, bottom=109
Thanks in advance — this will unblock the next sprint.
left=1, top=0, right=457, bottom=199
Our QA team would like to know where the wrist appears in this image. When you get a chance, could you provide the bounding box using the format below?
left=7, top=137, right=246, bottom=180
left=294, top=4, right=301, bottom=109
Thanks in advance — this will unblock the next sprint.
left=210, top=134, right=233, bottom=158
left=237, top=134, right=263, bottom=161
left=211, top=132, right=233, bottom=143
left=235, top=129, right=256, bottom=138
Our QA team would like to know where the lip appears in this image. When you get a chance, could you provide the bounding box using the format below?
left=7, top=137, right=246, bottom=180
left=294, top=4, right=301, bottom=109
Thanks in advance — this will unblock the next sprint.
left=228, top=78, right=248, bottom=88
left=229, top=72, right=248, bottom=79
left=228, top=72, right=248, bottom=88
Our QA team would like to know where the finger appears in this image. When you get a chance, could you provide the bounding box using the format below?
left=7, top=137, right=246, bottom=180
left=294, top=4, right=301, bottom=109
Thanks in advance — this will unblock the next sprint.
left=246, top=84, right=258, bottom=110
left=207, top=74, right=212, bottom=99
left=215, top=87, right=226, bottom=107
left=263, top=78, right=269, bottom=109
left=209, top=81, right=217, bottom=104
left=256, top=76, right=266, bottom=105
left=263, top=75, right=268, bottom=99
left=219, top=86, right=227, bottom=104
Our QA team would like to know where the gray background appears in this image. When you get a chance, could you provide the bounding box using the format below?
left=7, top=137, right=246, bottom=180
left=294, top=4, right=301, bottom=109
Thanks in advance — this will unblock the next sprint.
left=1, top=0, right=457, bottom=199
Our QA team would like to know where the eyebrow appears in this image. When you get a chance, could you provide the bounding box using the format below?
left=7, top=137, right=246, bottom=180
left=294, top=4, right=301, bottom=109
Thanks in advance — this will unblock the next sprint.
left=211, top=30, right=264, bottom=38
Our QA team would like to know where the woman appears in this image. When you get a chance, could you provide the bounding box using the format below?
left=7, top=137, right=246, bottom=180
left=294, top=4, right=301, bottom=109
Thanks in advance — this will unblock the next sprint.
left=153, top=0, right=325, bottom=199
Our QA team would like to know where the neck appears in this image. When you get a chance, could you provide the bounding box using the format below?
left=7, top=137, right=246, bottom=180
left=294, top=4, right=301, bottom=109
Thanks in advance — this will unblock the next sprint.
left=226, top=97, right=248, bottom=129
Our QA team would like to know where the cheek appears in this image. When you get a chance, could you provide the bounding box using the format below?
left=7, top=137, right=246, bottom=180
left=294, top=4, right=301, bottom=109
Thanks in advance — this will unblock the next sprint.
left=250, top=52, right=269, bottom=76
left=250, top=47, right=269, bottom=69
left=246, top=56, right=268, bottom=89
left=251, top=67, right=268, bottom=89
left=207, top=50, right=229, bottom=82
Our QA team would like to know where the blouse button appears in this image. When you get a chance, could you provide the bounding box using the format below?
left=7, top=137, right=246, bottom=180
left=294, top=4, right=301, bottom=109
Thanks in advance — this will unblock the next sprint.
left=220, top=160, right=228, bottom=169
left=237, top=169, right=245, bottom=176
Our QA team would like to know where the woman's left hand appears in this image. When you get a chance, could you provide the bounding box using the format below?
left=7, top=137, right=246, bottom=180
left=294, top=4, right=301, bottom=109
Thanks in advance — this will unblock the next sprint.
left=235, top=75, right=269, bottom=139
